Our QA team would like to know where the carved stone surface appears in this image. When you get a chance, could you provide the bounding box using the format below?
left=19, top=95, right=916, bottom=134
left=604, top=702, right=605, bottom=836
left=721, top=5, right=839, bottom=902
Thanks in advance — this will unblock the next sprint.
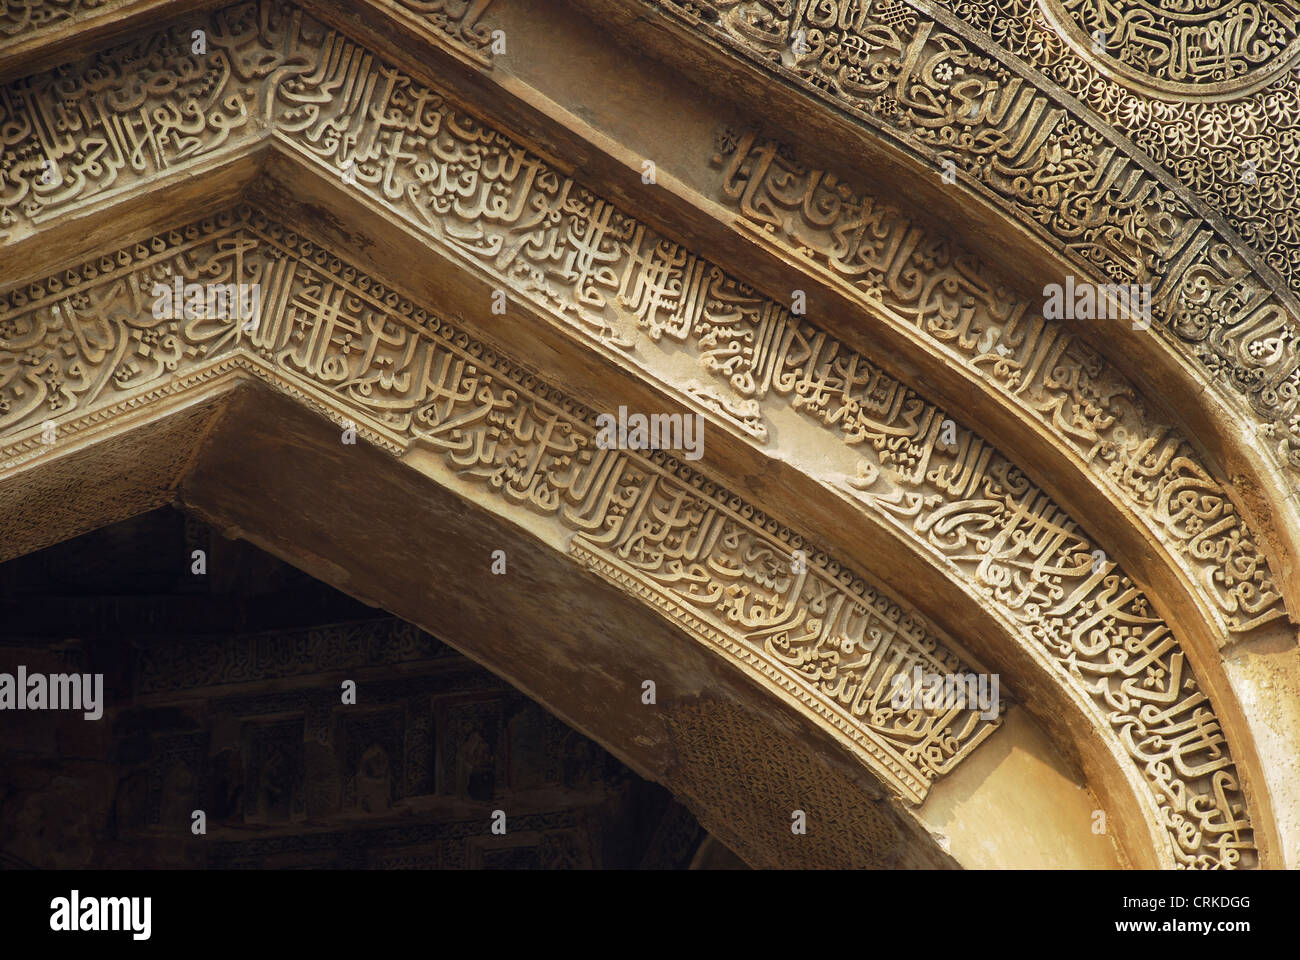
left=666, top=698, right=903, bottom=868
left=0, top=1, right=1287, bottom=648
left=0, top=0, right=497, bottom=68
left=641, top=0, right=1300, bottom=474
left=0, top=205, right=1258, bottom=866
left=1040, top=0, right=1300, bottom=99
left=136, top=619, right=449, bottom=693
left=708, top=125, right=1288, bottom=640
left=0, top=208, right=1007, bottom=801
left=3, top=0, right=1298, bottom=473
left=388, top=0, right=497, bottom=65
left=941, top=0, right=1300, bottom=305
left=0, top=394, right=223, bottom=561
left=0, top=1, right=1289, bottom=639
left=0, top=0, right=1278, bottom=868
left=0, top=0, right=113, bottom=39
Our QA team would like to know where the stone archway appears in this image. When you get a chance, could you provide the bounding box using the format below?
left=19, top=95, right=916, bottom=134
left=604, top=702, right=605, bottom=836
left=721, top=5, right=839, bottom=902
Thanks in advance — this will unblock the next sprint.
left=2, top=0, right=1298, bottom=870
left=0, top=202, right=1241, bottom=868
left=1, top=364, right=1122, bottom=868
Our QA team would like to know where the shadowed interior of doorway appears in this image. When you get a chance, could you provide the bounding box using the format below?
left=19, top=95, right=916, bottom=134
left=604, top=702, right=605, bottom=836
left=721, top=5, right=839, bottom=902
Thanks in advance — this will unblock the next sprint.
left=0, top=506, right=747, bottom=869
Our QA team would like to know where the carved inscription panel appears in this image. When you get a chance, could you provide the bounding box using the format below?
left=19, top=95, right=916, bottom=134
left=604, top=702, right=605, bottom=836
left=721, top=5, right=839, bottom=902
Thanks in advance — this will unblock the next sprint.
left=0, top=208, right=1259, bottom=867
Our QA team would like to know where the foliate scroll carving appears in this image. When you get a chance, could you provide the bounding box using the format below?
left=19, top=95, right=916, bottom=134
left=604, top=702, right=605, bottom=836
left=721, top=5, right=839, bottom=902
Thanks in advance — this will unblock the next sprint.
left=939, top=0, right=1300, bottom=341
left=1039, top=0, right=1300, bottom=99
left=645, top=0, right=1300, bottom=471
left=0, top=209, right=1003, bottom=809
left=0, top=208, right=1257, bottom=866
